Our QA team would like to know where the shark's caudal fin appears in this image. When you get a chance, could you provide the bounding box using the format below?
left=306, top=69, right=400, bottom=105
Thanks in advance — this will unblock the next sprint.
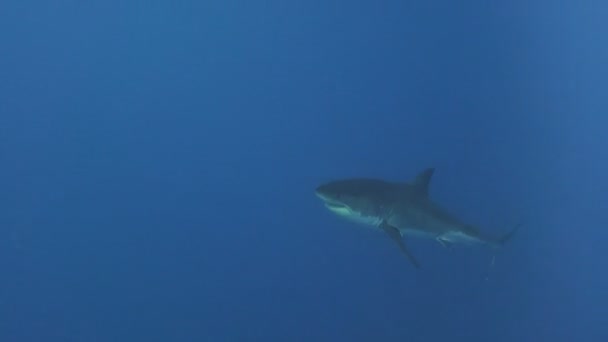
left=492, top=222, right=522, bottom=247
left=380, top=221, right=421, bottom=269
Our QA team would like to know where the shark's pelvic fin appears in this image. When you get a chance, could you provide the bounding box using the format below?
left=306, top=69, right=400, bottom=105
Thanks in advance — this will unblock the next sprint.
left=435, top=236, right=453, bottom=250
left=412, top=168, right=435, bottom=197
left=380, top=221, right=421, bottom=269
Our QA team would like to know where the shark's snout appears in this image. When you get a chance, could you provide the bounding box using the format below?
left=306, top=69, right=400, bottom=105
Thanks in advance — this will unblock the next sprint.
left=315, top=184, right=333, bottom=200
left=315, top=183, right=353, bottom=215
left=315, top=182, right=330, bottom=192
left=314, top=187, right=323, bottom=200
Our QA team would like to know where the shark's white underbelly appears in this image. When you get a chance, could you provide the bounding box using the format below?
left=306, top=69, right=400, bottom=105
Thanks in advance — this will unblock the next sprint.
left=391, top=216, right=453, bottom=236
left=399, top=228, right=437, bottom=238
left=326, top=205, right=383, bottom=226
left=389, top=212, right=474, bottom=241
left=326, top=204, right=481, bottom=244
left=397, top=223, right=481, bottom=244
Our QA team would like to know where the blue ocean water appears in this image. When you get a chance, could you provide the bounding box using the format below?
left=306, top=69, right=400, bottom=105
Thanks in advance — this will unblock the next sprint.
left=1, top=1, right=607, bottom=341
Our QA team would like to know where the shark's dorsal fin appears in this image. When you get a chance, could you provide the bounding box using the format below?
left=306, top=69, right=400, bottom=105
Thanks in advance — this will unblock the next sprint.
left=412, top=168, right=434, bottom=196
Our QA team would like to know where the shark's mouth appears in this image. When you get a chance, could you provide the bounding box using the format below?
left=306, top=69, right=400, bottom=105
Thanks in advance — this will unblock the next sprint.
left=317, top=194, right=382, bottom=226
left=323, top=201, right=353, bottom=217
left=316, top=192, right=355, bottom=216
left=324, top=201, right=346, bottom=210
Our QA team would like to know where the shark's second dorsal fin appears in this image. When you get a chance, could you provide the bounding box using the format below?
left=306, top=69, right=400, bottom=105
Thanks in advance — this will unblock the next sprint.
left=412, top=168, right=434, bottom=197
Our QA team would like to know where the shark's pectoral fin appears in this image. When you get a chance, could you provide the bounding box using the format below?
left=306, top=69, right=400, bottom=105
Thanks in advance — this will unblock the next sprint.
left=380, top=222, right=421, bottom=269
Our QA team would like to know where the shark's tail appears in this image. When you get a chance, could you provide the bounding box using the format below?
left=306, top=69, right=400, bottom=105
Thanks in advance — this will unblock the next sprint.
left=493, top=222, right=522, bottom=247
left=484, top=223, right=522, bottom=279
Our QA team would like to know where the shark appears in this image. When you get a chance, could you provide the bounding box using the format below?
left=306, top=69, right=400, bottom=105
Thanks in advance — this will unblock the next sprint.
left=315, top=168, right=518, bottom=268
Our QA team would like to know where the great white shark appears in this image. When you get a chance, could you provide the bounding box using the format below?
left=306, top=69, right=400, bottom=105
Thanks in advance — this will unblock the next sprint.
left=315, top=168, right=518, bottom=268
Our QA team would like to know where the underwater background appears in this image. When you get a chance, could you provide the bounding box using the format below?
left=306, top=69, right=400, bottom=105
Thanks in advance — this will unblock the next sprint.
left=1, top=0, right=607, bottom=341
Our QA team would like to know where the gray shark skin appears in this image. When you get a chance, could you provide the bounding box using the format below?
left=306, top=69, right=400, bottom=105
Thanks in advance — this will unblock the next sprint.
left=315, top=168, right=518, bottom=269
